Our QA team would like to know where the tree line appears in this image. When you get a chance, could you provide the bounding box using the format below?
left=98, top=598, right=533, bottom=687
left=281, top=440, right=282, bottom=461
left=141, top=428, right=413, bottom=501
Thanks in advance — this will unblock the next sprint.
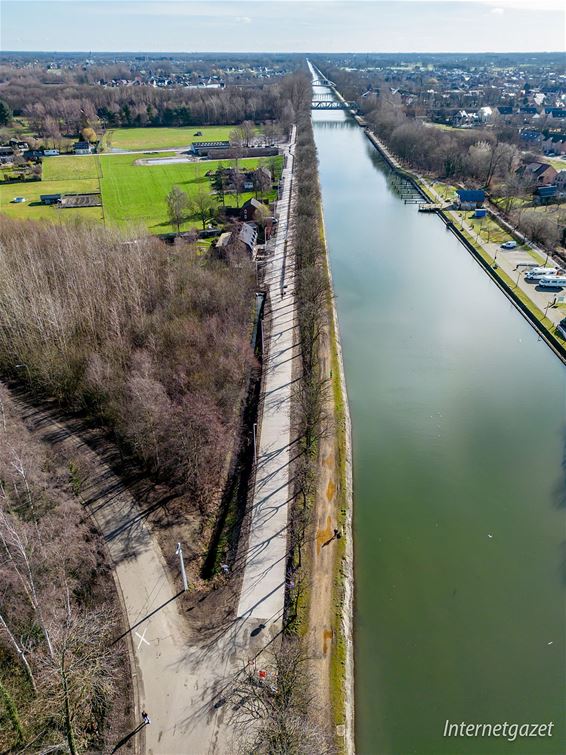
left=0, top=220, right=257, bottom=516
left=0, top=65, right=298, bottom=139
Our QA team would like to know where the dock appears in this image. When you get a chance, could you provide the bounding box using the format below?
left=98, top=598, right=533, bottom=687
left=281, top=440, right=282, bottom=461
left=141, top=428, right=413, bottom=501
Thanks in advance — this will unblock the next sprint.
left=418, top=203, right=450, bottom=212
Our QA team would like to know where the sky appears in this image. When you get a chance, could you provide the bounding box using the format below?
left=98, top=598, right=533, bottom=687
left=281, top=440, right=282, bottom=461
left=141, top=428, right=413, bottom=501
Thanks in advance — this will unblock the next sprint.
left=1, top=0, right=565, bottom=54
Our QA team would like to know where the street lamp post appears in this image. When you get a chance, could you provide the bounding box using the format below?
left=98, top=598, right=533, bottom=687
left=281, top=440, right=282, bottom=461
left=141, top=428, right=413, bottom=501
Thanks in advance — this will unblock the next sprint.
left=175, top=543, right=188, bottom=592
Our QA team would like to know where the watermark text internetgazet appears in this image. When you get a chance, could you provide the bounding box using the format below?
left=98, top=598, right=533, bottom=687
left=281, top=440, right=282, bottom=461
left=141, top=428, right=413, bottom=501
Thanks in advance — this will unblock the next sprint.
left=443, top=720, right=554, bottom=743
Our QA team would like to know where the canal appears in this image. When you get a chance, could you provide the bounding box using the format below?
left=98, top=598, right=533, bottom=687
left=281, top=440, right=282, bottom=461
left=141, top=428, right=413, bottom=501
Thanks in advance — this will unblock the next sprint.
left=311, top=83, right=566, bottom=755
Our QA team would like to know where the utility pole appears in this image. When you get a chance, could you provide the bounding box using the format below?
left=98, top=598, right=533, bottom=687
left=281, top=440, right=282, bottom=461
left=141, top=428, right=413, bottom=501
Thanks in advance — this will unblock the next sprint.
left=176, top=543, right=188, bottom=592
left=253, top=422, right=258, bottom=465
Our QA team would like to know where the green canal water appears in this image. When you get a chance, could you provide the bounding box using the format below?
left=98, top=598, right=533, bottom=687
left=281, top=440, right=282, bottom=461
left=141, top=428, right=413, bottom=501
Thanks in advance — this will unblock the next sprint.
left=311, top=98, right=566, bottom=755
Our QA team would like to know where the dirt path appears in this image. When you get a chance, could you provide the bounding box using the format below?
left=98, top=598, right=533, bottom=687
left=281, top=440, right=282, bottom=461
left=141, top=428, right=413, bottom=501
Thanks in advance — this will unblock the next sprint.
left=306, top=293, right=350, bottom=746
left=304, top=204, right=355, bottom=752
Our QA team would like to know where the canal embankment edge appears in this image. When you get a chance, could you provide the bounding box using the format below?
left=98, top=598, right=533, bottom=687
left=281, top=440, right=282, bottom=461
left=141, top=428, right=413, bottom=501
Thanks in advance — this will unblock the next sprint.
left=319, top=199, right=355, bottom=754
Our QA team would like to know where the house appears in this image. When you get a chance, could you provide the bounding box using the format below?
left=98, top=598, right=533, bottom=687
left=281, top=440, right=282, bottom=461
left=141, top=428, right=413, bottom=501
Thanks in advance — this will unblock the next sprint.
left=40, top=193, right=62, bottom=205
left=535, top=185, right=557, bottom=205
left=542, top=136, right=566, bottom=156
left=451, top=110, right=472, bottom=127
left=545, top=108, right=566, bottom=119
left=214, top=222, right=257, bottom=262
left=73, top=141, right=93, bottom=155
left=477, top=106, right=493, bottom=123
left=455, top=189, right=485, bottom=210
left=519, top=129, right=543, bottom=142
left=497, top=106, right=513, bottom=116
left=241, top=197, right=265, bottom=222
left=555, top=171, right=566, bottom=191
left=0, top=146, right=15, bottom=164
left=516, top=162, right=557, bottom=187
left=238, top=222, right=258, bottom=253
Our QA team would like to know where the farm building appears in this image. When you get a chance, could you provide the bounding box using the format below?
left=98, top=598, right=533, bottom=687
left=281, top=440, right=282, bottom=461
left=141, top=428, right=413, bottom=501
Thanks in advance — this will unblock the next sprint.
left=190, top=141, right=231, bottom=156
left=535, top=185, right=557, bottom=205
left=40, top=193, right=62, bottom=205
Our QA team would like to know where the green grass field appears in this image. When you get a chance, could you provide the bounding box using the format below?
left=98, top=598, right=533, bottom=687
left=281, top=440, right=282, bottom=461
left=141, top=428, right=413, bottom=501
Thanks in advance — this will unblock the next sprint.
left=1, top=151, right=281, bottom=234
left=0, top=178, right=103, bottom=223
left=43, top=155, right=102, bottom=181
left=544, top=156, right=566, bottom=172
left=100, top=153, right=279, bottom=232
left=101, top=125, right=258, bottom=152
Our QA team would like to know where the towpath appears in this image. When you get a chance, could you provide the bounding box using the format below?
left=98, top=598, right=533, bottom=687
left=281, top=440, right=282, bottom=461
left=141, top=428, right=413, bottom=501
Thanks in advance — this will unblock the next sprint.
left=237, top=124, right=297, bottom=626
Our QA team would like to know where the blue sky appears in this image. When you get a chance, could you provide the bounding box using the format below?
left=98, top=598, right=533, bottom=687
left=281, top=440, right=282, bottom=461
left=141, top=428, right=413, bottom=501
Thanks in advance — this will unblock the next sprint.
left=2, top=0, right=564, bottom=53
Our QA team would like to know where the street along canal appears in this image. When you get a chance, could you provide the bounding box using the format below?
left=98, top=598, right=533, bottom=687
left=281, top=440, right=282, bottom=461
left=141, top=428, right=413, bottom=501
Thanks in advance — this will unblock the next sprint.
left=311, top=88, right=566, bottom=754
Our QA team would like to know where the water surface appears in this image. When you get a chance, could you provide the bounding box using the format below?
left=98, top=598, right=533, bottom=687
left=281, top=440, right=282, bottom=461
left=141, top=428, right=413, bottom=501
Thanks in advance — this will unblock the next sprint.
left=312, top=96, right=566, bottom=755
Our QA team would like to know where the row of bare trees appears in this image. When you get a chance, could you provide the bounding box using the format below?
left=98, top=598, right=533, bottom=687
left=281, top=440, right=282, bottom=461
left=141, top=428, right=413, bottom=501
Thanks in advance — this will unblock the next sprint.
left=1, top=65, right=298, bottom=136
left=0, top=386, right=124, bottom=752
left=0, top=219, right=257, bottom=514
left=285, top=76, right=331, bottom=628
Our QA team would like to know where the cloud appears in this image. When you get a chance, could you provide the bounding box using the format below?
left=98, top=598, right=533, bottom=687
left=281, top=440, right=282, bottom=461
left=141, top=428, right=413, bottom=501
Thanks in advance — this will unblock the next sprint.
left=235, top=15, right=251, bottom=23
left=491, top=7, right=504, bottom=14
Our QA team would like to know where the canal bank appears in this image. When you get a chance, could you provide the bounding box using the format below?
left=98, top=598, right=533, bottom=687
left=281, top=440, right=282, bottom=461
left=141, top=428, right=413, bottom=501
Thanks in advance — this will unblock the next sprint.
left=354, top=114, right=566, bottom=364
left=311, top=77, right=566, bottom=755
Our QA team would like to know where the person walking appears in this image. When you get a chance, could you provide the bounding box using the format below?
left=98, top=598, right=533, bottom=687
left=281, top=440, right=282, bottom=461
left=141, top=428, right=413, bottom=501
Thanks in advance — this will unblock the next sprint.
left=142, top=710, right=151, bottom=726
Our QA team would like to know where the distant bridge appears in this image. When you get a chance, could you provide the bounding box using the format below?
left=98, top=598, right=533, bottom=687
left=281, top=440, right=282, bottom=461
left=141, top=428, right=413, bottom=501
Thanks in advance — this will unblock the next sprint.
left=311, top=100, right=359, bottom=112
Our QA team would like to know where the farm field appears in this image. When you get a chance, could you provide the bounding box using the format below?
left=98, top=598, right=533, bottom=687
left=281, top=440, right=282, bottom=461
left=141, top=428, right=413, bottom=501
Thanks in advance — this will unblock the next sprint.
left=43, top=154, right=102, bottom=181
left=1, top=151, right=282, bottom=233
left=102, top=125, right=260, bottom=152
left=0, top=178, right=103, bottom=222
left=100, top=152, right=280, bottom=233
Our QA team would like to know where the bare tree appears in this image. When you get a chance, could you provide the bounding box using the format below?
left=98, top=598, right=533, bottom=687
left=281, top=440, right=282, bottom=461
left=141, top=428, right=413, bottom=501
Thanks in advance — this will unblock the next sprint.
left=38, top=601, right=118, bottom=755
left=166, top=185, right=189, bottom=235
left=190, top=183, right=216, bottom=229
left=231, top=640, right=335, bottom=755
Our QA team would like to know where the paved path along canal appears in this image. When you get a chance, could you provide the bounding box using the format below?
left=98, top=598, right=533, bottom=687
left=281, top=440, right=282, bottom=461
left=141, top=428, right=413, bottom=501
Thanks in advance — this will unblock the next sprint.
left=311, top=88, right=566, bottom=754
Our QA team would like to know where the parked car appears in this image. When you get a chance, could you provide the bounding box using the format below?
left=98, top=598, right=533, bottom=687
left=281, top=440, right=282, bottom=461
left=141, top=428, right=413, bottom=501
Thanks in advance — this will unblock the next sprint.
left=557, top=318, right=566, bottom=339
left=501, top=240, right=517, bottom=249
left=12, top=196, right=26, bottom=203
